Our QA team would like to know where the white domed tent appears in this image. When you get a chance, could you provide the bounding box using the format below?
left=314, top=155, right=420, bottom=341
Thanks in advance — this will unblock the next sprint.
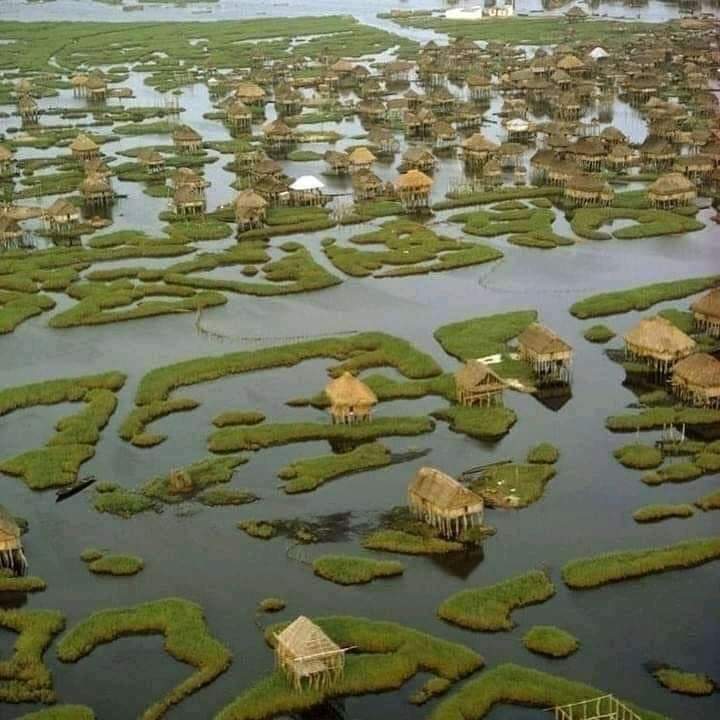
left=289, top=175, right=325, bottom=206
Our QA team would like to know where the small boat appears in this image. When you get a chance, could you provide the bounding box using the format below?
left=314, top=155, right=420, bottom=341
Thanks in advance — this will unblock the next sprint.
left=56, top=475, right=96, bottom=502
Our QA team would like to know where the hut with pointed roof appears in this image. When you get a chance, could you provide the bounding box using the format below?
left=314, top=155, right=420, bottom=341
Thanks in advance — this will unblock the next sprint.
left=226, top=100, right=252, bottom=134
left=565, top=174, right=614, bottom=206
left=70, top=134, right=100, bottom=162
left=399, top=146, right=436, bottom=174
left=0, top=505, right=27, bottom=576
left=234, top=81, right=266, bottom=107
left=44, top=199, right=81, bottom=234
left=324, top=150, right=350, bottom=176
left=235, top=189, right=268, bottom=231
left=85, top=74, right=107, bottom=102
left=467, top=73, right=493, bottom=103
left=71, top=74, right=88, bottom=97
left=275, top=616, right=345, bottom=691
left=0, top=145, right=14, bottom=176
left=138, top=148, right=166, bottom=176
left=173, top=185, right=206, bottom=216
left=173, top=125, right=202, bottom=154
left=81, top=173, right=114, bottom=206
left=572, top=136, right=606, bottom=171
left=394, top=169, right=433, bottom=211
left=671, top=353, right=720, bottom=408
left=691, top=289, right=720, bottom=337
left=352, top=169, right=384, bottom=202
left=647, top=173, right=697, bottom=209
left=255, top=175, right=290, bottom=206
left=462, top=133, right=498, bottom=171
left=673, top=155, right=712, bottom=183
left=348, top=147, right=376, bottom=174
left=482, top=158, right=503, bottom=188
left=640, top=138, right=675, bottom=169
left=18, top=95, right=39, bottom=125
left=408, top=467, right=484, bottom=539
left=518, top=323, right=573, bottom=384
left=624, top=316, right=696, bottom=375
left=455, top=360, right=505, bottom=407
left=368, top=128, right=399, bottom=158
left=432, top=121, right=457, bottom=152
left=263, top=119, right=296, bottom=157
left=565, top=6, right=587, bottom=22
left=0, top=216, right=24, bottom=248
left=324, top=371, right=377, bottom=424
left=607, top=143, right=636, bottom=170
left=274, top=85, right=303, bottom=117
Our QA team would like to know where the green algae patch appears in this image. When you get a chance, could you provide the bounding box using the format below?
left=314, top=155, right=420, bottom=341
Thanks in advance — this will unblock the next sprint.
left=583, top=324, right=615, bottom=343
left=213, top=411, right=266, bottom=427
left=438, top=570, right=555, bottom=632
left=278, top=443, right=391, bottom=494
left=526, top=443, right=559, bottom=464
left=215, top=615, right=482, bottom=720
left=17, top=706, right=96, bottom=720
left=429, top=662, right=669, bottom=720
left=0, top=608, right=65, bottom=704
left=653, top=667, right=715, bottom=696
left=93, top=487, right=157, bottom=519
left=614, top=444, right=663, bottom=470
left=570, top=276, right=720, bottom=319
left=119, top=398, right=200, bottom=447
left=88, top=554, right=144, bottom=576
left=209, top=417, right=434, bottom=453
left=79, top=548, right=104, bottom=563
left=522, top=626, right=579, bottom=658
left=363, top=530, right=463, bottom=555
left=633, top=504, right=694, bottom=523
left=57, top=598, right=231, bottom=720
left=562, top=537, right=720, bottom=589
left=312, top=555, right=404, bottom=585
left=432, top=405, right=517, bottom=441
left=470, top=463, right=555, bottom=508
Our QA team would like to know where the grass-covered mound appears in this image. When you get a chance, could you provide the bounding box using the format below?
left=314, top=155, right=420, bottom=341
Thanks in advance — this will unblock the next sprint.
left=652, top=667, right=715, bottom=696
left=570, top=275, right=720, bottom=319
left=363, top=530, right=463, bottom=555
left=0, top=292, right=56, bottom=335
left=470, top=462, right=556, bottom=508
left=258, top=598, right=285, bottom=613
left=57, top=598, right=232, bottom=720
left=434, top=186, right=561, bottom=211
left=133, top=332, right=441, bottom=407
left=613, top=444, right=663, bottom=469
left=642, top=462, right=703, bottom=485
left=526, top=443, right=559, bottom=464
left=570, top=207, right=703, bottom=242
left=87, top=554, right=144, bottom=576
left=312, top=555, right=404, bottom=585
left=632, top=504, right=694, bottom=523
left=522, top=626, right=579, bottom=658
left=214, top=615, right=482, bottom=720
left=438, top=570, right=555, bottom=631
left=278, top=443, right=391, bottom=494
left=431, top=405, right=518, bottom=441
left=119, top=398, right=200, bottom=447
left=17, top=706, right=96, bottom=719
left=562, top=537, right=720, bottom=589
left=0, top=571, right=46, bottom=593
left=429, top=662, right=668, bottom=720
left=583, top=324, right=615, bottom=343
left=212, top=411, right=266, bottom=427
left=197, top=488, right=257, bottom=507
left=695, top=489, right=720, bottom=511
left=0, top=608, right=66, bottom=704
left=606, top=407, right=720, bottom=432
left=237, top=520, right=277, bottom=540
left=410, top=676, right=452, bottom=705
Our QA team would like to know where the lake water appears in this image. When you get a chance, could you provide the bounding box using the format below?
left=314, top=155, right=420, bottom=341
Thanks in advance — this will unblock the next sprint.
left=1, top=3, right=719, bottom=720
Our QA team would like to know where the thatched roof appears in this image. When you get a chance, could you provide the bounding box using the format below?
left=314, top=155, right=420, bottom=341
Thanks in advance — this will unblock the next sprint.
left=227, top=100, right=251, bottom=118
left=409, top=467, right=483, bottom=511
left=234, top=81, right=265, bottom=100
left=462, top=133, right=498, bottom=152
left=276, top=616, right=341, bottom=660
left=648, top=172, right=696, bottom=197
left=172, top=125, right=201, bottom=142
left=482, top=158, right=502, bottom=176
left=81, top=174, right=111, bottom=194
left=0, top=505, right=20, bottom=545
left=394, top=169, right=432, bottom=191
left=402, top=146, right=435, bottom=164
left=673, top=353, right=720, bottom=388
left=556, top=54, right=584, bottom=71
left=235, top=189, right=267, bottom=211
left=263, top=119, right=294, bottom=137
left=325, top=372, right=377, bottom=407
left=138, top=149, right=165, bottom=165
left=331, top=59, right=355, bottom=73
left=70, top=134, right=99, bottom=152
left=352, top=169, right=383, bottom=191
left=566, top=173, right=613, bottom=195
left=624, top=316, right=696, bottom=356
left=572, top=136, right=606, bottom=157
left=691, top=289, right=720, bottom=320
left=518, top=323, right=572, bottom=355
left=173, top=167, right=206, bottom=188
left=455, top=360, right=504, bottom=390
left=46, top=199, right=79, bottom=218
left=0, top=145, right=13, bottom=162
left=348, top=147, right=376, bottom=166
left=174, top=185, right=204, bottom=205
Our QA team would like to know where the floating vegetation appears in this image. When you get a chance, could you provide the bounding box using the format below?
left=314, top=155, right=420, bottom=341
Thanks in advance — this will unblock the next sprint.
left=437, top=570, right=555, bottom=632
left=87, top=554, right=144, bottom=577
left=562, top=537, right=720, bottom=589
left=197, top=488, right=257, bottom=507
left=0, top=571, right=46, bottom=593
left=434, top=187, right=560, bottom=211
left=652, top=667, right=715, bottom=696
left=410, top=677, right=452, bottom=705
left=570, top=276, right=720, bottom=319
left=0, top=608, right=65, bottom=704
left=642, top=462, right=702, bottom=485
left=363, top=530, right=463, bottom=555
left=312, top=555, right=404, bottom=585
left=614, top=444, right=663, bottom=470
left=695, top=489, right=720, bottom=511
left=522, top=626, right=579, bottom=658
left=431, top=405, right=518, bottom=442
left=583, top=325, right=616, bottom=343
left=570, top=207, right=703, bottom=242
left=57, top=598, right=232, bottom=720
left=215, top=615, right=482, bottom=720
left=526, top=443, right=559, bottom=464
left=16, top=706, right=96, bottom=720
left=632, top=504, right=695, bottom=523
left=258, top=598, right=285, bottom=613
left=470, top=462, right=556, bottom=508
left=79, top=548, right=104, bottom=563
left=212, top=411, right=266, bottom=428
left=119, top=398, right=200, bottom=447
left=606, top=407, right=720, bottom=432
left=237, top=520, right=277, bottom=540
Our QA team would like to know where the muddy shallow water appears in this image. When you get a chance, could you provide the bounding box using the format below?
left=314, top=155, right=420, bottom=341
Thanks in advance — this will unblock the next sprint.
left=1, top=6, right=720, bottom=720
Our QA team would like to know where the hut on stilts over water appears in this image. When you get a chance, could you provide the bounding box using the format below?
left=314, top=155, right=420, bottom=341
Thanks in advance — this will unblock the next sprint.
left=324, top=372, right=377, bottom=424
left=691, top=289, right=720, bottom=337
left=275, top=616, right=346, bottom=690
left=517, top=323, right=573, bottom=384
left=408, top=467, right=484, bottom=539
left=0, top=505, right=27, bottom=576
left=393, top=169, right=433, bottom=212
left=455, top=360, right=505, bottom=407
left=623, top=316, right=696, bottom=376
left=671, top=353, right=720, bottom=408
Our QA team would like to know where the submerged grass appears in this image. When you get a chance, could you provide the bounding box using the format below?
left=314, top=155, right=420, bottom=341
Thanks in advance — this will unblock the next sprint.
left=438, top=570, right=555, bottom=631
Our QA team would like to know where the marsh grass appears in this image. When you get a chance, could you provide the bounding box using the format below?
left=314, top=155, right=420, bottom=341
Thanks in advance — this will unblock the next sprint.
left=197, top=488, right=257, bottom=507
left=583, top=325, right=615, bottom=343
left=57, top=598, right=232, bottom=720
left=431, top=405, right=517, bottom=441
left=119, top=398, right=200, bottom=447
left=438, top=570, right=555, bottom=631
left=695, top=489, right=720, bottom=511
left=212, top=411, right=266, bottom=427
left=312, top=555, right=404, bottom=585
left=526, top=443, right=559, bottom=464
left=88, top=554, right=144, bottom=576
left=653, top=667, right=715, bottom=696
left=522, top=626, right=579, bottom=658
left=632, top=504, right=694, bottom=523
left=16, top=706, right=95, bottom=719
left=614, top=444, right=663, bottom=470
left=362, top=530, right=463, bottom=555
left=470, top=463, right=555, bottom=508
left=562, top=537, right=720, bottom=589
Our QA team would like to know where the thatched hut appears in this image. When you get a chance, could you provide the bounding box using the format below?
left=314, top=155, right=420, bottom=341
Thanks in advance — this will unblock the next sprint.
left=324, top=371, right=377, bottom=424
left=498, top=142, right=525, bottom=170
left=0, top=216, right=23, bottom=248
left=70, top=134, right=100, bottom=162
left=289, top=175, right=324, bottom=207
left=639, top=138, right=675, bottom=169
left=462, top=133, right=498, bottom=170
left=408, top=467, right=484, bottom=539
left=368, top=128, right=399, bottom=158
left=565, top=174, right=614, bottom=206
left=572, top=137, right=606, bottom=171
left=234, top=81, right=266, bottom=107
left=555, top=92, right=582, bottom=120
left=607, top=143, right=636, bottom=170
left=673, top=155, right=713, bottom=182
left=0, top=145, right=14, bottom=176
left=71, top=74, right=88, bottom=97
left=274, top=85, right=303, bottom=117
left=173, top=185, right=206, bottom=216
left=18, top=95, right=39, bottom=125
left=263, top=119, right=296, bottom=156
left=226, top=100, right=252, bottom=134
left=565, top=6, right=587, bottom=22
left=505, top=118, right=532, bottom=144
left=138, top=149, right=166, bottom=176
left=690, top=289, right=720, bottom=337
left=0, top=505, right=27, bottom=576
left=275, top=616, right=345, bottom=691
left=173, top=167, right=209, bottom=191
left=647, top=173, right=696, bottom=209
left=384, top=60, right=414, bottom=84
left=671, top=353, right=720, bottom=408
left=324, top=150, right=350, bottom=176
left=348, top=147, right=376, bottom=173
left=399, top=146, right=436, bottom=174
left=467, top=73, right=493, bottom=103
left=255, top=175, right=290, bottom=206
left=85, top=74, right=107, bottom=102
left=518, top=323, right=573, bottom=384
left=173, top=125, right=202, bottom=153
left=352, top=169, right=384, bottom=202
left=455, top=360, right=505, bottom=407
left=432, top=120, right=456, bottom=151
left=393, top=169, right=433, bottom=211
left=44, top=199, right=80, bottom=234
left=235, top=189, right=268, bottom=231
left=624, top=316, right=696, bottom=375
left=482, top=158, right=503, bottom=188
left=81, top=173, right=113, bottom=206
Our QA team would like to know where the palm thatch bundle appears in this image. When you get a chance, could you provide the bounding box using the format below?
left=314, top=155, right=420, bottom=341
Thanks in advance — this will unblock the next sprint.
left=624, top=316, right=696, bottom=374
left=691, top=289, right=720, bottom=337
left=324, top=371, right=377, bottom=424
left=0, top=505, right=27, bottom=576
left=275, top=616, right=345, bottom=690
left=408, top=467, right=484, bottom=538
left=647, top=172, right=697, bottom=208
left=671, top=353, right=720, bottom=407
left=455, top=360, right=505, bottom=407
